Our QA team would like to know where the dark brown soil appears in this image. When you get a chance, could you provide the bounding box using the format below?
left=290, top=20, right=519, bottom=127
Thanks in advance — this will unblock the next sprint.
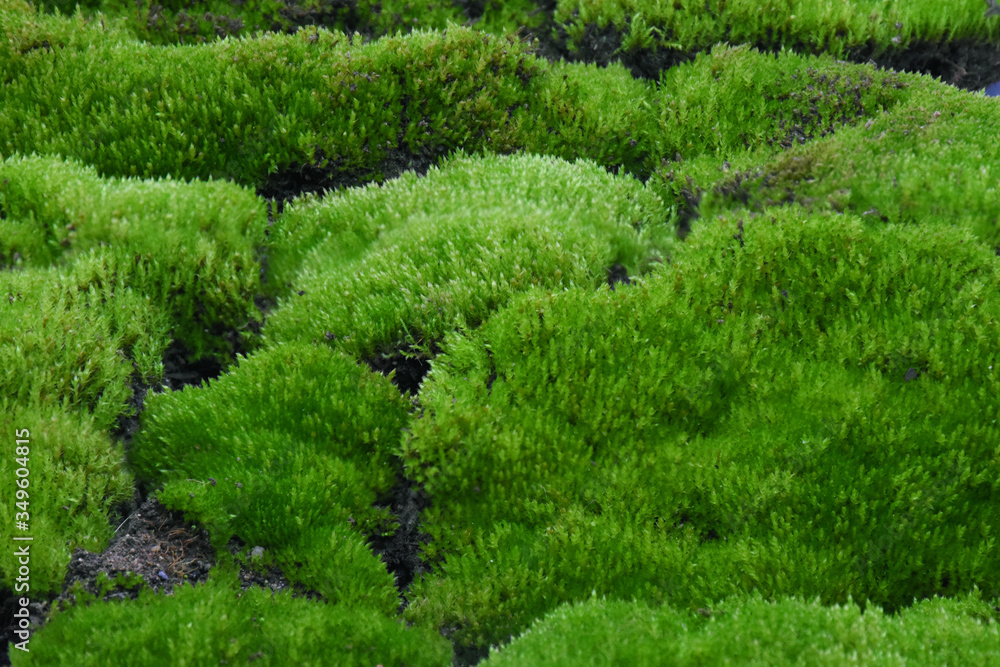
left=60, top=495, right=215, bottom=601
left=364, top=340, right=444, bottom=396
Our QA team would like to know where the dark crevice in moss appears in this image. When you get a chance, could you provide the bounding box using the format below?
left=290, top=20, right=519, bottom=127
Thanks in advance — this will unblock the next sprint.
left=154, top=292, right=267, bottom=391
left=1, top=587, right=46, bottom=666
left=607, top=263, right=631, bottom=290
left=525, top=16, right=1000, bottom=96
left=709, top=166, right=769, bottom=216
left=135, top=0, right=377, bottom=46
left=847, top=38, right=1000, bottom=93
left=110, top=371, right=153, bottom=451
left=276, top=0, right=366, bottom=39
left=255, top=91, right=450, bottom=212
left=368, top=470, right=433, bottom=611
left=485, top=347, right=498, bottom=394
left=453, top=0, right=486, bottom=23
left=364, top=339, right=443, bottom=396
left=226, top=535, right=324, bottom=600
left=255, top=143, right=447, bottom=214
left=521, top=9, right=699, bottom=80
left=159, top=340, right=225, bottom=392
left=674, top=173, right=704, bottom=240
left=451, top=641, right=490, bottom=667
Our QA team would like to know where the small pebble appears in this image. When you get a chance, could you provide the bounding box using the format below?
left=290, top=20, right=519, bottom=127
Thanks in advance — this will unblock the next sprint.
left=157, top=571, right=168, bottom=581
left=985, top=81, right=1000, bottom=97
left=250, top=546, right=265, bottom=560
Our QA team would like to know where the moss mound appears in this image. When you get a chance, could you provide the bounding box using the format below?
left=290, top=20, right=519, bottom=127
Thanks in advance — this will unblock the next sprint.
left=484, top=592, right=1000, bottom=665
left=402, top=206, right=1000, bottom=649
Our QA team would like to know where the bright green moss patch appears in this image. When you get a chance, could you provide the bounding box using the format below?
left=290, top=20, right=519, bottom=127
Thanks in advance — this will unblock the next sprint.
left=0, top=226, right=169, bottom=596
left=0, top=11, right=541, bottom=188
left=641, top=42, right=918, bottom=216
left=3, top=4, right=925, bottom=198
left=129, top=340, right=409, bottom=614
left=264, top=150, right=673, bottom=358
left=557, top=0, right=1000, bottom=61
left=40, top=0, right=470, bottom=47
left=402, top=206, right=1000, bottom=649
left=0, top=0, right=138, bottom=56
left=0, top=252, right=168, bottom=431
left=484, top=592, right=1000, bottom=666
left=11, top=573, right=452, bottom=666
left=0, top=404, right=133, bottom=595
left=0, top=153, right=264, bottom=269
left=650, top=43, right=913, bottom=159
left=0, top=153, right=267, bottom=360
left=508, top=58, right=662, bottom=179
left=697, top=80, right=1000, bottom=250
left=485, top=42, right=916, bottom=185
left=4, top=2, right=1000, bottom=661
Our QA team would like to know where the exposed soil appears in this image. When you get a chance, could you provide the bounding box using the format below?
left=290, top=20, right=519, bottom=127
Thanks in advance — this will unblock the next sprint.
left=60, top=494, right=366, bottom=608
left=60, top=495, right=215, bottom=601
left=255, top=141, right=448, bottom=217
left=364, top=339, right=444, bottom=396
left=368, top=473, right=434, bottom=610
left=225, top=535, right=322, bottom=601
left=1, top=495, right=215, bottom=667
left=0, top=495, right=330, bottom=666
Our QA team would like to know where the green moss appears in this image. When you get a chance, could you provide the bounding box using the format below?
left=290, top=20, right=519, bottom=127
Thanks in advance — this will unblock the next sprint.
left=695, top=81, right=1000, bottom=251
left=642, top=42, right=919, bottom=218
left=403, top=207, right=1000, bottom=649
left=0, top=253, right=168, bottom=431
left=0, top=404, right=134, bottom=595
left=11, top=572, right=452, bottom=666
left=556, top=0, right=1000, bottom=61
left=0, top=153, right=267, bottom=361
left=5, top=4, right=928, bottom=203
left=4, top=0, right=1000, bottom=658
left=129, top=340, right=409, bottom=614
left=484, top=592, right=1000, bottom=665
left=0, top=11, right=543, bottom=189
left=0, top=215, right=173, bottom=596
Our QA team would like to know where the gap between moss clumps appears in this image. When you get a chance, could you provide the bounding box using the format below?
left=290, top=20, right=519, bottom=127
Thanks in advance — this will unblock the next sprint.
left=368, top=472, right=434, bottom=612
left=363, top=339, right=444, bottom=396
left=534, top=14, right=1000, bottom=93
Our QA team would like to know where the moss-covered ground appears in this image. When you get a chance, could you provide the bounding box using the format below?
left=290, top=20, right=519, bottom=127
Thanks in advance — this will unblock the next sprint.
left=2, top=0, right=1000, bottom=664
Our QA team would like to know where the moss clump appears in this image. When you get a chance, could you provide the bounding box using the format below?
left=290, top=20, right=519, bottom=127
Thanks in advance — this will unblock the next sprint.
left=556, top=0, right=1000, bottom=61
left=0, top=252, right=167, bottom=430
left=264, top=150, right=673, bottom=359
left=0, top=404, right=134, bottom=595
left=484, top=592, right=1000, bottom=666
left=0, top=10, right=543, bottom=189
left=696, top=80, right=1000, bottom=251
left=0, top=153, right=267, bottom=361
left=403, top=206, right=1000, bottom=649
left=11, top=571, right=452, bottom=666
left=129, top=340, right=409, bottom=614
left=4, top=3, right=927, bottom=197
